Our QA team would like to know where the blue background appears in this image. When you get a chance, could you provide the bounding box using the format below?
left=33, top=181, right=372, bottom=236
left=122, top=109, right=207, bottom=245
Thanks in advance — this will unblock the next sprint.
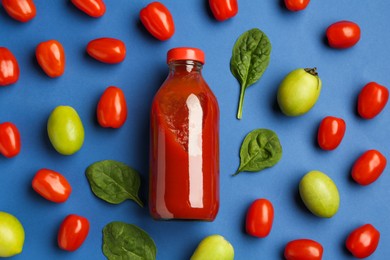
left=1, top=0, right=389, bottom=259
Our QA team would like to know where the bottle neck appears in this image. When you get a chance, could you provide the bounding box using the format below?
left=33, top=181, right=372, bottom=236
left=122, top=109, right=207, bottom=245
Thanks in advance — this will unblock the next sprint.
left=168, top=60, right=203, bottom=75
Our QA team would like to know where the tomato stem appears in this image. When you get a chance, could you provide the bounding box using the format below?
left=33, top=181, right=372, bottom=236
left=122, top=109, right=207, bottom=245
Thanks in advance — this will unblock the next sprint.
left=304, top=67, right=318, bottom=76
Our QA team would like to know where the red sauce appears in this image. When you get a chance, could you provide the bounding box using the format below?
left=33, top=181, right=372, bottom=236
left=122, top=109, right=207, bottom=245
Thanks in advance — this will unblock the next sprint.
left=149, top=55, right=219, bottom=220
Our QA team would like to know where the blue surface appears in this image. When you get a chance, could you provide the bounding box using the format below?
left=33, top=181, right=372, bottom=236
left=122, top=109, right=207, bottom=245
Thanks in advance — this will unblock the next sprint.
left=1, top=1, right=389, bottom=259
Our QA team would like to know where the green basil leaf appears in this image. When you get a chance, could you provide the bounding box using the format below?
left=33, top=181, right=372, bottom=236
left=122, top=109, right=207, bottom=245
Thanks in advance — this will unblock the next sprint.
left=86, top=160, right=143, bottom=207
left=103, top=221, right=157, bottom=260
left=234, top=129, right=282, bottom=176
left=230, top=28, right=272, bottom=119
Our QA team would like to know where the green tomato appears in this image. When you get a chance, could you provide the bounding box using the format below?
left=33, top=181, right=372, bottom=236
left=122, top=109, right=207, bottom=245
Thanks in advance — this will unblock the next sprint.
left=0, top=212, right=25, bottom=257
left=190, top=234, right=234, bottom=260
left=47, top=105, right=85, bottom=155
left=299, top=170, right=340, bottom=218
left=277, top=68, right=322, bottom=116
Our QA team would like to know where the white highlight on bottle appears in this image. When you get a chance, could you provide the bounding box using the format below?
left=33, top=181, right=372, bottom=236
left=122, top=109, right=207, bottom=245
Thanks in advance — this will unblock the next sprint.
left=186, top=94, right=204, bottom=208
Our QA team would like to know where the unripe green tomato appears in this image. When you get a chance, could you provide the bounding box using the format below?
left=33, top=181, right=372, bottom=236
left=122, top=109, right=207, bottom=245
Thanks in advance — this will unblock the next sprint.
left=277, top=68, right=322, bottom=116
left=299, top=170, right=340, bottom=218
left=190, top=234, right=234, bottom=260
left=0, top=212, right=25, bottom=257
left=47, top=106, right=85, bottom=155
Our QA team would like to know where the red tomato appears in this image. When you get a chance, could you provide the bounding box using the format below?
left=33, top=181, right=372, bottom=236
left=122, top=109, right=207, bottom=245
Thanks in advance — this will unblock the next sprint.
left=209, top=0, right=238, bottom=21
left=351, top=150, right=386, bottom=186
left=1, top=0, right=36, bottom=22
left=0, top=47, right=20, bottom=86
left=36, top=40, right=66, bottom=78
left=97, top=86, right=127, bottom=128
left=70, top=0, right=106, bottom=18
left=326, top=21, right=361, bottom=49
left=284, top=239, right=323, bottom=260
left=245, top=198, right=274, bottom=238
left=87, top=38, right=126, bottom=64
left=346, top=224, right=380, bottom=258
left=0, top=122, right=21, bottom=158
left=357, top=82, right=389, bottom=119
left=284, top=0, right=310, bottom=12
left=32, top=168, right=72, bottom=203
left=317, top=116, right=346, bottom=150
left=58, top=214, right=90, bottom=251
left=140, top=2, right=175, bottom=41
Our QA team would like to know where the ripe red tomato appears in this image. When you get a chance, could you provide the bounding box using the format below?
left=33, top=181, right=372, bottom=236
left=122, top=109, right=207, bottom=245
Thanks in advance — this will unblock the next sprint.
left=317, top=116, right=346, bottom=150
left=326, top=21, right=361, bottom=49
left=0, top=122, right=21, bottom=158
left=245, top=198, right=274, bottom=238
left=140, top=2, right=175, bottom=41
left=58, top=214, right=90, bottom=251
left=357, top=82, right=389, bottom=119
left=86, top=38, right=126, bottom=64
left=351, top=150, right=386, bottom=186
left=1, top=0, right=36, bottom=22
left=97, top=86, right=127, bottom=128
left=32, top=169, right=72, bottom=203
left=70, top=0, right=106, bottom=18
left=0, top=47, right=20, bottom=86
left=284, top=0, right=310, bottom=12
left=35, top=40, right=66, bottom=78
left=346, top=224, right=380, bottom=258
left=284, top=239, right=323, bottom=260
left=209, top=0, right=238, bottom=21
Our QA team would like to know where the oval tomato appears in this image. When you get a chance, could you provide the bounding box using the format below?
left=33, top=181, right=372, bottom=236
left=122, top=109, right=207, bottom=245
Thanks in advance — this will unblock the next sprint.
left=140, top=2, right=175, bottom=41
left=0, top=47, right=20, bottom=86
left=58, top=214, right=89, bottom=251
left=87, top=38, right=126, bottom=64
left=32, top=169, right=72, bottom=203
left=1, top=0, right=36, bottom=22
left=36, top=40, right=65, bottom=78
left=284, top=239, right=323, bottom=260
left=357, top=82, right=389, bottom=119
left=70, top=0, right=106, bottom=18
left=351, top=150, right=386, bottom=186
left=317, top=116, right=346, bottom=150
left=209, top=0, right=238, bottom=21
left=326, top=21, right=361, bottom=49
left=346, top=224, right=380, bottom=258
left=284, top=0, right=310, bottom=12
left=245, top=198, right=274, bottom=238
left=0, top=122, right=21, bottom=158
left=97, top=86, right=127, bottom=128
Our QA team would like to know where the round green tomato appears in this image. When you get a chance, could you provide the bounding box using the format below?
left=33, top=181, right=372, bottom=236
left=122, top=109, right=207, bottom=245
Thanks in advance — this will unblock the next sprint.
left=0, top=212, right=25, bottom=257
left=47, top=106, right=85, bottom=155
left=299, top=170, right=340, bottom=218
left=190, top=234, right=234, bottom=260
left=277, top=68, right=322, bottom=116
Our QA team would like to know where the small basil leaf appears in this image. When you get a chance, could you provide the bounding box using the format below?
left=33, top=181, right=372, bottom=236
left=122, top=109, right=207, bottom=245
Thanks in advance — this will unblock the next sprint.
left=86, top=160, right=143, bottom=207
left=230, top=28, right=272, bottom=119
left=103, top=221, right=157, bottom=260
left=234, top=129, right=282, bottom=176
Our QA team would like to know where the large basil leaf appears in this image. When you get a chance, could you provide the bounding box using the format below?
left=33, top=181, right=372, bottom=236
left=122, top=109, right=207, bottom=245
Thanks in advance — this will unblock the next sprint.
left=234, top=129, right=282, bottom=175
left=103, top=222, right=157, bottom=260
left=230, top=28, right=271, bottom=119
left=86, top=160, right=143, bottom=207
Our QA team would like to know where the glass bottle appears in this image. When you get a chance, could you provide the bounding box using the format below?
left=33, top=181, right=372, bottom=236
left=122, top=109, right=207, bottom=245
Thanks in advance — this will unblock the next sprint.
left=149, top=47, right=220, bottom=221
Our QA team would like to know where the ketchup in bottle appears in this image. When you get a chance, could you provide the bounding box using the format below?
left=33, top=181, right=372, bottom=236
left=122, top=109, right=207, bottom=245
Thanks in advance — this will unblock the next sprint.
left=149, top=47, right=219, bottom=220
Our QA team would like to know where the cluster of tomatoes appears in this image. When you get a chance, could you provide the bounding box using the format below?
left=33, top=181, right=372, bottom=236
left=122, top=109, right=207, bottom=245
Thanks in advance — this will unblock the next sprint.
left=243, top=84, right=388, bottom=258
left=0, top=0, right=132, bottom=254
left=1, top=0, right=388, bottom=258
left=239, top=1, right=387, bottom=259
left=312, top=80, right=388, bottom=258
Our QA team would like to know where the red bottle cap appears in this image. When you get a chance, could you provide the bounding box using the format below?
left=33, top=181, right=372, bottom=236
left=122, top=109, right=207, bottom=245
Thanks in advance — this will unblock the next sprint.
left=167, top=47, right=205, bottom=64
